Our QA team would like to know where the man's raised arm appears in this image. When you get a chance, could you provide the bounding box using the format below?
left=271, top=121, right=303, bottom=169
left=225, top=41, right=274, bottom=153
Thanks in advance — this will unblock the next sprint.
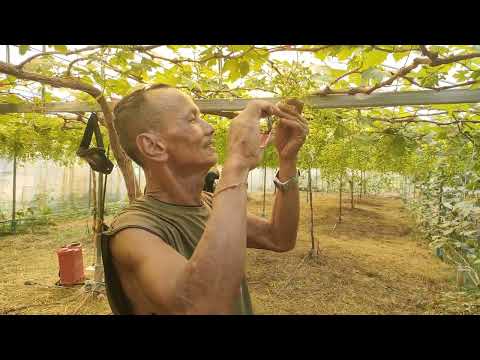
left=246, top=102, right=309, bottom=252
left=111, top=101, right=291, bottom=314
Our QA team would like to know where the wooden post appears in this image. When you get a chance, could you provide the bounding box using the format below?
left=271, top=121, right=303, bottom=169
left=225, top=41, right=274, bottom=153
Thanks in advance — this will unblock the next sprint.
left=103, top=169, right=108, bottom=214
left=11, top=145, right=17, bottom=233
left=438, top=179, right=444, bottom=225
left=91, top=170, right=97, bottom=234
left=94, top=146, right=110, bottom=285
left=69, top=165, right=75, bottom=207
left=339, top=173, right=343, bottom=223
left=88, top=168, right=91, bottom=210
left=61, top=167, right=67, bottom=203
left=306, top=178, right=309, bottom=204
left=41, top=45, right=46, bottom=103
left=350, top=176, right=354, bottom=209
left=94, top=172, right=104, bottom=285
left=406, top=176, right=408, bottom=198
left=6, top=45, right=16, bottom=233
left=359, top=170, right=363, bottom=200
left=308, top=167, right=316, bottom=254
left=363, top=172, right=367, bottom=197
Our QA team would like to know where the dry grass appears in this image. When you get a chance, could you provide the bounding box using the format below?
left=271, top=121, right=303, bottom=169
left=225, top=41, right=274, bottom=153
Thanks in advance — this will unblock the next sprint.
left=1, top=192, right=479, bottom=315
left=0, top=217, right=111, bottom=315
left=245, top=192, right=480, bottom=314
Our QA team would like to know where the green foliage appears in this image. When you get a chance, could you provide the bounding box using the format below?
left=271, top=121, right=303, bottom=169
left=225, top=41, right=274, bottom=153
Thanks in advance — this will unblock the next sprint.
left=18, top=45, right=29, bottom=55
left=0, top=113, right=86, bottom=165
left=408, top=173, right=480, bottom=287
left=404, top=134, right=480, bottom=288
left=53, top=45, right=68, bottom=54
left=2, top=44, right=480, bottom=205
left=363, top=49, right=389, bottom=68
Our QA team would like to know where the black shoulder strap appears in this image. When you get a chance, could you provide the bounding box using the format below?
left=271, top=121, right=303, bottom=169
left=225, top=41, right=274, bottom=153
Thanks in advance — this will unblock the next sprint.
left=77, top=113, right=114, bottom=175
left=79, top=113, right=91, bottom=149
left=101, top=224, right=134, bottom=315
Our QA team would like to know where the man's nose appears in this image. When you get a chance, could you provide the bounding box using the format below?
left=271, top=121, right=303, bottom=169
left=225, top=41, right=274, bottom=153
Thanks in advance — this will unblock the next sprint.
left=202, top=118, right=215, bottom=136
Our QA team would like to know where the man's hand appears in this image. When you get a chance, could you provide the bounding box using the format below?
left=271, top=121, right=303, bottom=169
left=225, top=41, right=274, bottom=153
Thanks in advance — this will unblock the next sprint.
left=226, top=100, right=292, bottom=171
left=273, top=102, right=309, bottom=161
left=245, top=100, right=307, bottom=255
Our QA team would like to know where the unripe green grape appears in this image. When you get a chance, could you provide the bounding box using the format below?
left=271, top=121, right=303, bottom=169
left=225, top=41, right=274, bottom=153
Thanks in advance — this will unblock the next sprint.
left=259, top=118, right=270, bottom=134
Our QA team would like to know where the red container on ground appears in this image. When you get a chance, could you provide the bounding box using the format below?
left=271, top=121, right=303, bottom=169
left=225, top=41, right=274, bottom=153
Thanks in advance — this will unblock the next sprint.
left=56, top=243, right=85, bottom=285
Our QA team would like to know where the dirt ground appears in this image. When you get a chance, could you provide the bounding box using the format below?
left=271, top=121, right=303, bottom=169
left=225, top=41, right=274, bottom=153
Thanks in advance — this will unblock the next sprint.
left=1, top=192, right=479, bottom=315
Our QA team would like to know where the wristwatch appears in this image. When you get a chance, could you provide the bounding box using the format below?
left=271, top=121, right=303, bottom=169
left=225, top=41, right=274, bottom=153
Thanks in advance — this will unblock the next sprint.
left=273, top=170, right=300, bottom=192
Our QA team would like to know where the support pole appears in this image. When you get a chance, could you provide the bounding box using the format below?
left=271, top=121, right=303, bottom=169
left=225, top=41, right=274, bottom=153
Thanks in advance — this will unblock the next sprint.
left=91, top=170, right=97, bottom=234
left=93, top=146, right=110, bottom=289
left=88, top=169, right=91, bottom=210
left=94, top=172, right=104, bottom=286
left=7, top=46, right=17, bottom=233
left=3, top=89, right=480, bottom=114
left=350, top=175, right=354, bottom=209
left=11, top=145, right=17, bottom=233
left=308, top=167, right=316, bottom=254
left=359, top=170, right=363, bottom=200
left=41, top=45, right=46, bottom=103
left=438, top=178, right=444, bottom=225
left=339, top=173, right=343, bottom=223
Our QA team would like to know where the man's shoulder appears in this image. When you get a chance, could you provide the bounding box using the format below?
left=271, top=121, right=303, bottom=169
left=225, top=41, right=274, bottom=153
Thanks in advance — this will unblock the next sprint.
left=106, top=197, right=179, bottom=238
left=108, top=197, right=153, bottom=225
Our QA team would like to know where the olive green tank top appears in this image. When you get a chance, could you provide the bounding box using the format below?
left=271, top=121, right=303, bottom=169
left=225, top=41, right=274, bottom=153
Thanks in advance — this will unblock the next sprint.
left=101, top=191, right=253, bottom=315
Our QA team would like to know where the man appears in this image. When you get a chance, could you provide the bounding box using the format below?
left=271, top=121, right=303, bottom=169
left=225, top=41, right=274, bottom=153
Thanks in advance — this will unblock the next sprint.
left=102, top=84, right=308, bottom=314
left=203, top=166, right=219, bottom=193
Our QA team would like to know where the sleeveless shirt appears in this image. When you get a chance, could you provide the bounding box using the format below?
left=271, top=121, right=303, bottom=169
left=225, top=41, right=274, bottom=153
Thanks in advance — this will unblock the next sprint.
left=101, top=191, right=254, bottom=315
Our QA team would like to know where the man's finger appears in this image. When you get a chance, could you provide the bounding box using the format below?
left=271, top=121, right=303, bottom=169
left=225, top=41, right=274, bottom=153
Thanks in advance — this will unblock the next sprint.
left=244, top=100, right=275, bottom=119
left=280, top=116, right=309, bottom=130
left=296, top=114, right=308, bottom=125
left=277, top=103, right=302, bottom=117
left=259, top=104, right=277, bottom=118
left=271, top=107, right=299, bottom=122
left=276, top=104, right=308, bottom=126
left=256, top=101, right=301, bottom=121
left=278, top=117, right=308, bottom=133
left=286, top=99, right=304, bottom=114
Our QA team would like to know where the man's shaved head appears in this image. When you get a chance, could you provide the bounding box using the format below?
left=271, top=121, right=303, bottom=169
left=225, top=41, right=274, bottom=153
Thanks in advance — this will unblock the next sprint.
left=113, top=83, right=175, bottom=166
left=113, top=83, right=216, bottom=173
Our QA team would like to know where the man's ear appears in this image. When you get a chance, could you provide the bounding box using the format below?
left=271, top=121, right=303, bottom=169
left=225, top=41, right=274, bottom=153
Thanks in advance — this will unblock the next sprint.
left=136, top=133, right=168, bottom=162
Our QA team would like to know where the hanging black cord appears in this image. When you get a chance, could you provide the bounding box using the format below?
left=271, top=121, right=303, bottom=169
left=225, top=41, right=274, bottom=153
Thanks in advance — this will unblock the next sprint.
left=101, top=145, right=110, bottom=221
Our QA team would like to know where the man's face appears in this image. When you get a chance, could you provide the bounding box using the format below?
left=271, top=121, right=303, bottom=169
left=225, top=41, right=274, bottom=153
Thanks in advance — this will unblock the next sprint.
left=146, top=88, right=217, bottom=173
